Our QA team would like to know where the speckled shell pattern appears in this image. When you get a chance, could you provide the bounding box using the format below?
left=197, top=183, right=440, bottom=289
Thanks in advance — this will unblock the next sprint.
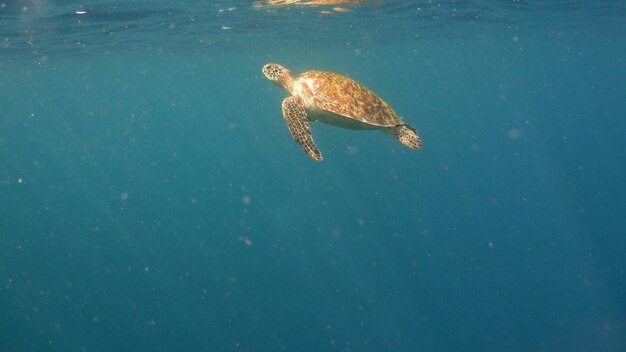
left=293, top=71, right=402, bottom=127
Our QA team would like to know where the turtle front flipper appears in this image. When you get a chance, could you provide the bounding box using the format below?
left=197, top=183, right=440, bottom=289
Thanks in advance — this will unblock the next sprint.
left=281, top=96, right=323, bottom=161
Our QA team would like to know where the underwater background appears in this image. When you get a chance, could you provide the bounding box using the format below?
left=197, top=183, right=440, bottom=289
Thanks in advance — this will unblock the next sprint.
left=1, top=1, right=625, bottom=351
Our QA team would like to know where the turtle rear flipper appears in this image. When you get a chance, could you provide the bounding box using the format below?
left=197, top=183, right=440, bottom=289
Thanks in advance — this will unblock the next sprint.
left=281, top=96, right=323, bottom=161
left=390, top=124, right=423, bottom=149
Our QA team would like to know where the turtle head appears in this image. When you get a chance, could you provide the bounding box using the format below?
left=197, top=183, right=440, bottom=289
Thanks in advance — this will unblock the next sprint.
left=262, top=63, right=295, bottom=92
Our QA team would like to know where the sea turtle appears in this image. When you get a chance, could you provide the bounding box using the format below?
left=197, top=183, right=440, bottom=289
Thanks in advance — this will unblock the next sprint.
left=262, top=63, right=423, bottom=161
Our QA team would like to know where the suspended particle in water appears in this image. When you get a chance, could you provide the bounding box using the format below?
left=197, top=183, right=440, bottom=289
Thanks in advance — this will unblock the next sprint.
left=239, top=236, right=253, bottom=246
left=507, top=128, right=522, bottom=140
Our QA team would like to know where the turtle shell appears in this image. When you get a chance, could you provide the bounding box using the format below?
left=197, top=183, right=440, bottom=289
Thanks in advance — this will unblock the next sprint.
left=294, top=70, right=402, bottom=127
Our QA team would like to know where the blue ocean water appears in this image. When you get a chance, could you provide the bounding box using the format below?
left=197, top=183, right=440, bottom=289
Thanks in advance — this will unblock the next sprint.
left=1, top=1, right=626, bottom=351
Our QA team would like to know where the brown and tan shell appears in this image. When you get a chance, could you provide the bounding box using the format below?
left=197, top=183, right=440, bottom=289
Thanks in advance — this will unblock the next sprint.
left=292, top=70, right=402, bottom=127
